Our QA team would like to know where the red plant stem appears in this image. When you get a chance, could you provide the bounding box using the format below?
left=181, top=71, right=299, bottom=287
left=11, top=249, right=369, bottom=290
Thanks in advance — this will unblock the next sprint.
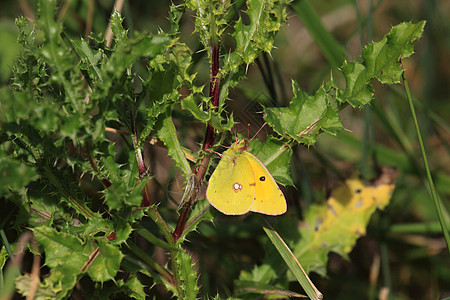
left=133, top=138, right=152, bottom=207
left=134, top=146, right=147, bottom=176
left=172, top=44, right=220, bottom=241
left=131, top=107, right=152, bottom=207
left=209, top=44, right=220, bottom=107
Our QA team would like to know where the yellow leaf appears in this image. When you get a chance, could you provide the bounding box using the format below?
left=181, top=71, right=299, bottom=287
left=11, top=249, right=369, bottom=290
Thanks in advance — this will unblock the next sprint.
left=294, top=167, right=398, bottom=274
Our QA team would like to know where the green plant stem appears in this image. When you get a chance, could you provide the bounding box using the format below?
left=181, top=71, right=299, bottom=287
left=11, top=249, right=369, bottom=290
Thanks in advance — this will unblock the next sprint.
left=126, top=242, right=175, bottom=286
left=146, top=206, right=174, bottom=245
left=402, top=68, right=450, bottom=253
left=0, top=230, right=13, bottom=259
left=145, top=206, right=183, bottom=297
left=132, top=131, right=152, bottom=207
left=388, top=222, right=447, bottom=234
left=42, top=165, right=96, bottom=219
left=402, top=72, right=450, bottom=253
left=172, top=43, right=220, bottom=241
left=262, top=219, right=323, bottom=300
left=0, top=263, right=3, bottom=296
left=137, top=228, right=177, bottom=250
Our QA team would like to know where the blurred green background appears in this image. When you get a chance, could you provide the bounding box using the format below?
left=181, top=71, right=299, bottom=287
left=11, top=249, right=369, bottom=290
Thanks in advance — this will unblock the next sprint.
left=0, top=0, right=449, bottom=299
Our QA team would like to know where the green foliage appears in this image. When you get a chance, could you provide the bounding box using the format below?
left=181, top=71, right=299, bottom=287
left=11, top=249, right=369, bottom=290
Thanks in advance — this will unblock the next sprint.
left=265, top=79, right=344, bottom=145
left=233, top=0, right=289, bottom=65
left=0, top=0, right=434, bottom=299
left=341, top=22, right=425, bottom=106
left=265, top=21, right=425, bottom=145
left=175, top=247, right=200, bottom=299
left=248, top=136, right=294, bottom=186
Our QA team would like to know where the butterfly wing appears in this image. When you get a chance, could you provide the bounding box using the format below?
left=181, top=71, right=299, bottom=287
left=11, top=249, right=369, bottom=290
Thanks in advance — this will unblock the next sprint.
left=206, top=149, right=256, bottom=215
left=243, top=151, right=287, bottom=215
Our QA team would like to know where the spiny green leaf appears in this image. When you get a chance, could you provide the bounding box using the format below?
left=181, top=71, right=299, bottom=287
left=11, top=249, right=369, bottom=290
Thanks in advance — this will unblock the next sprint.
left=110, top=11, right=128, bottom=45
left=340, top=61, right=374, bottom=107
left=0, top=149, right=38, bottom=193
left=155, top=108, right=192, bottom=178
left=169, top=3, right=185, bottom=35
left=69, top=38, right=104, bottom=82
left=264, top=80, right=343, bottom=145
left=95, top=28, right=174, bottom=102
left=123, top=277, right=146, bottom=300
left=175, top=247, right=199, bottom=299
left=340, top=21, right=426, bottom=107
left=264, top=21, right=425, bottom=145
left=186, top=0, right=231, bottom=47
left=233, top=0, right=289, bottom=65
left=365, top=21, right=426, bottom=84
left=249, top=136, right=293, bottom=186
left=109, top=216, right=134, bottom=245
left=15, top=275, right=60, bottom=300
left=33, top=226, right=88, bottom=298
left=139, top=43, right=193, bottom=145
left=37, top=0, right=83, bottom=112
left=102, top=32, right=174, bottom=78
left=34, top=226, right=87, bottom=268
left=87, top=238, right=124, bottom=282
left=104, top=179, right=146, bottom=210
left=181, top=94, right=211, bottom=122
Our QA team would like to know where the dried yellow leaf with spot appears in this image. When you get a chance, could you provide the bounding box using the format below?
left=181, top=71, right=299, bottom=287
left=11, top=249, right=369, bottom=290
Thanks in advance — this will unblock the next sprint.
left=293, top=167, right=398, bottom=275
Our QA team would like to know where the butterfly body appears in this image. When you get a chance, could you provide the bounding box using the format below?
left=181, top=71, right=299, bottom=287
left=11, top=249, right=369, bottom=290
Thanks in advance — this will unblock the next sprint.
left=206, top=139, right=287, bottom=215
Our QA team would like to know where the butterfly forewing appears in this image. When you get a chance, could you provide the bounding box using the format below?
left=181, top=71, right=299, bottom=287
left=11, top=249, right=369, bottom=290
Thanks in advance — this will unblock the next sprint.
left=206, top=148, right=256, bottom=215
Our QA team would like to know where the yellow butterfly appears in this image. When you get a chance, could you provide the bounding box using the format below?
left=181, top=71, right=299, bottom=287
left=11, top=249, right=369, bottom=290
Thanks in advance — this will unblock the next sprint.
left=206, top=139, right=287, bottom=215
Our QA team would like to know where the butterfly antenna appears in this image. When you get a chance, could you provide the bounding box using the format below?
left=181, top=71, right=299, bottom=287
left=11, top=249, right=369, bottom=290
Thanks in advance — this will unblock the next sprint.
left=210, top=148, right=223, bottom=157
left=250, top=122, right=267, bottom=141
left=232, top=127, right=239, bottom=143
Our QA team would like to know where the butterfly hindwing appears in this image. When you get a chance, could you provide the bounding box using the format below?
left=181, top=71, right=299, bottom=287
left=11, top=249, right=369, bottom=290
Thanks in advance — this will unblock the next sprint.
left=243, top=151, right=287, bottom=215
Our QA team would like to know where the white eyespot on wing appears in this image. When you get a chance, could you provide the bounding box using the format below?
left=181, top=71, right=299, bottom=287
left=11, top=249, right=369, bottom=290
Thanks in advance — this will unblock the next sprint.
left=233, top=182, right=243, bottom=192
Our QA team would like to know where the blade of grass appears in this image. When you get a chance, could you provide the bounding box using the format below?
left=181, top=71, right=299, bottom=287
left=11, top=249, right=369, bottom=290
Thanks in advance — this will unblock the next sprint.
left=234, top=280, right=308, bottom=298
left=386, top=222, right=447, bottom=234
left=402, top=66, right=450, bottom=253
left=356, top=0, right=377, bottom=180
left=291, top=0, right=345, bottom=68
left=371, top=99, right=416, bottom=156
left=318, top=132, right=450, bottom=195
left=261, top=218, right=323, bottom=300
left=0, top=229, right=13, bottom=294
left=389, top=85, right=450, bottom=132
left=0, top=230, right=13, bottom=259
